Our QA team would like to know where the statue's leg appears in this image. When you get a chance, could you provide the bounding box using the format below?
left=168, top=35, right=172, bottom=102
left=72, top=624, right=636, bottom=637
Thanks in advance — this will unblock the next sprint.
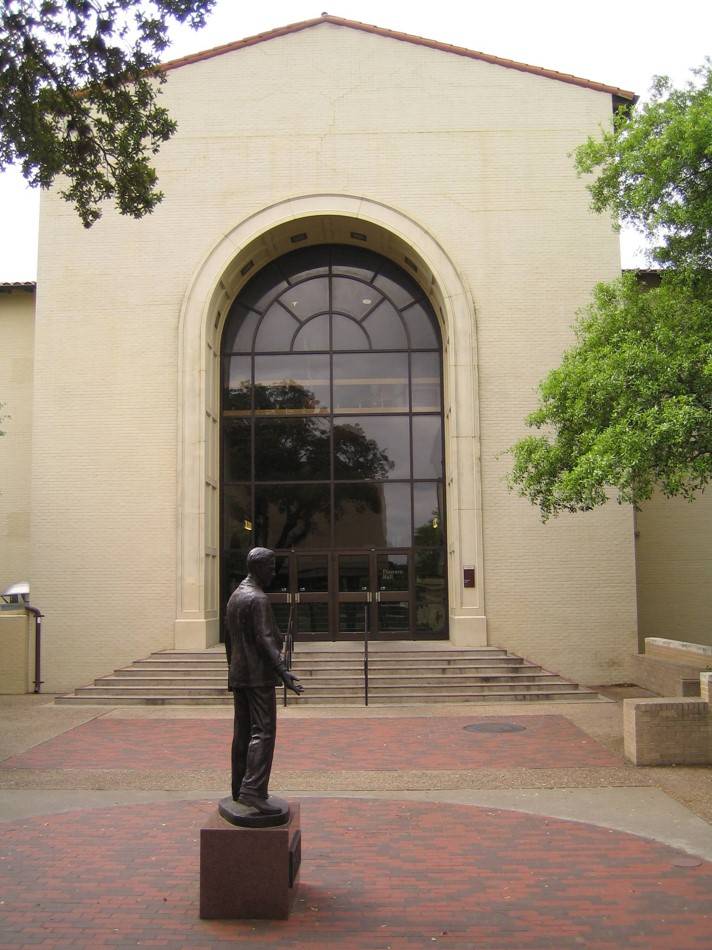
left=231, top=689, right=250, bottom=801
left=238, top=685, right=277, bottom=803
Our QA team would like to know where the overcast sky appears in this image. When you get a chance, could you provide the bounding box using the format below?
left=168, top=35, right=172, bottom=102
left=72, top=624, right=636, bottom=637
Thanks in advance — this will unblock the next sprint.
left=1, top=0, right=710, bottom=280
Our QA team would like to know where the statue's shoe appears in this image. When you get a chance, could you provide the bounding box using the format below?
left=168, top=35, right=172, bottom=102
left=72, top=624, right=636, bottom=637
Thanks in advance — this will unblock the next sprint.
left=237, top=794, right=284, bottom=815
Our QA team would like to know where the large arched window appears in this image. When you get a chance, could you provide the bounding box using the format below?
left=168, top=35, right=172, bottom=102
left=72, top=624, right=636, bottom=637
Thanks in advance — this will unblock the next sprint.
left=221, top=244, right=446, bottom=641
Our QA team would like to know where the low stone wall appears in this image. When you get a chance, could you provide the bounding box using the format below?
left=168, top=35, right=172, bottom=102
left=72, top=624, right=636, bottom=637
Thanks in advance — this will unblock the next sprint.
left=624, top=697, right=712, bottom=766
left=644, top=637, right=712, bottom=669
left=0, top=609, right=33, bottom=693
left=630, top=654, right=702, bottom=697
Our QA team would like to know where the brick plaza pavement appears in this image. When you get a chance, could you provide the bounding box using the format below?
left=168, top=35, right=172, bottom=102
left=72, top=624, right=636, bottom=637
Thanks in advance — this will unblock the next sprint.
left=1, top=698, right=711, bottom=949
left=1, top=715, right=621, bottom=771
left=1, top=797, right=711, bottom=949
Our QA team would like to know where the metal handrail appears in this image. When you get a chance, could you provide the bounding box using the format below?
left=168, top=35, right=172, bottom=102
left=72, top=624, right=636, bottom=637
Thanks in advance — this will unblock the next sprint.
left=283, top=598, right=295, bottom=708
left=363, top=598, right=370, bottom=706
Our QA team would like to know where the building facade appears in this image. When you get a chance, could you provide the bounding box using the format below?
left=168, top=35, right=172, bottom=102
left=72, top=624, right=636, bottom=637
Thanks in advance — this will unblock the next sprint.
left=3, top=16, right=706, bottom=694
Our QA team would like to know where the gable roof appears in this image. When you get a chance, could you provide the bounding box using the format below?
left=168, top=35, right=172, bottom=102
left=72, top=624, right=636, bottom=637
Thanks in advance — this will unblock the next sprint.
left=160, top=14, right=637, bottom=104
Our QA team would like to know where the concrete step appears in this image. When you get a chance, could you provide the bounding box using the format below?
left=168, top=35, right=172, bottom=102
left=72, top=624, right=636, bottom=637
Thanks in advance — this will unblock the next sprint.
left=55, top=689, right=598, bottom=707
left=72, top=680, right=589, bottom=700
left=56, top=644, right=599, bottom=706
left=112, top=663, right=534, bottom=680
left=95, top=672, right=566, bottom=688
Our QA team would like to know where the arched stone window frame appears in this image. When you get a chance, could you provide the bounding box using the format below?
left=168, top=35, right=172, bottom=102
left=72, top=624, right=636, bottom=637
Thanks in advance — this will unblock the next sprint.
left=176, top=195, right=486, bottom=648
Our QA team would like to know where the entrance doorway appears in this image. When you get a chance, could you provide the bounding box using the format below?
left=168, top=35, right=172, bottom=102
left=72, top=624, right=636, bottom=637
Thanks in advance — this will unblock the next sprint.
left=220, top=244, right=447, bottom=641
left=261, top=549, right=421, bottom=642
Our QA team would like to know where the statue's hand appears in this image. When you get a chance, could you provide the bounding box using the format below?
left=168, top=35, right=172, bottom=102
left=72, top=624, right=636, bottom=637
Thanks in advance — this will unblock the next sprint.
left=282, top=671, right=304, bottom=695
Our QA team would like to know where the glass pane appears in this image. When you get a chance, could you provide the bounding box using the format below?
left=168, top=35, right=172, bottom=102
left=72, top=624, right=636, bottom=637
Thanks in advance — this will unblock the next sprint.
left=361, top=300, right=407, bottom=349
left=254, top=303, right=299, bottom=351
left=223, top=549, right=248, bottom=599
left=415, top=548, right=447, bottom=633
left=378, top=554, right=409, bottom=591
left=293, top=314, right=330, bottom=351
left=378, top=601, right=409, bottom=632
left=339, top=555, right=370, bottom=592
left=332, top=277, right=381, bottom=319
left=223, top=486, right=252, bottom=550
left=254, top=355, right=330, bottom=413
left=223, top=419, right=251, bottom=482
left=265, top=554, right=290, bottom=593
left=224, top=356, right=251, bottom=411
left=373, top=261, right=421, bottom=309
left=297, top=602, right=329, bottom=635
left=413, top=482, right=444, bottom=547
left=412, top=416, right=442, bottom=478
left=334, top=416, right=410, bottom=480
left=334, top=483, right=410, bottom=547
left=239, top=263, right=288, bottom=312
left=381, top=483, right=412, bottom=547
left=334, top=484, right=384, bottom=547
left=254, top=484, right=331, bottom=549
left=339, top=602, right=368, bottom=634
left=331, top=245, right=380, bottom=280
left=271, top=601, right=291, bottom=632
left=297, top=555, right=328, bottom=592
left=332, top=315, right=370, bottom=351
left=278, top=277, right=329, bottom=320
left=412, top=352, right=441, bottom=411
left=255, top=418, right=330, bottom=481
left=333, top=353, right=408, bottom=412
left=279, top=246, right=329, bottom=282
left=222, top=304, right=259, bottom=354
left=402, top=301, right=439, bottom=348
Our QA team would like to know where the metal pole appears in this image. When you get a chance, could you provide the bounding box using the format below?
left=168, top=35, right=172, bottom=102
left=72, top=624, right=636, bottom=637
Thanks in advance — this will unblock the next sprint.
left=363, top=599, right=369, bottom=707
left=25, top=605, right=43, bottom=693
left=283, top=598, right=294, bottom=708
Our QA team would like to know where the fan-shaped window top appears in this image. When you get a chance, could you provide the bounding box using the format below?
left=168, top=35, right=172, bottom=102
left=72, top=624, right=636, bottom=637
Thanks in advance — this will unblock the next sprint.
left=223, top=245, right=439, bottom=354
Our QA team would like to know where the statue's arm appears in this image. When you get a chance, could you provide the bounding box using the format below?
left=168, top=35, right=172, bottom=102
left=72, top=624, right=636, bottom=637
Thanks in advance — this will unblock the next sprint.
left=224, top=599, right=234, bottom=668
left=253, top=598, right=304, bottom=694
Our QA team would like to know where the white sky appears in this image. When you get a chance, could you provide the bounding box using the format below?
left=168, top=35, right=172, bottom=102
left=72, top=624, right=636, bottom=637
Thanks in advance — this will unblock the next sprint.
left=1, top=0, right=710, bottom=280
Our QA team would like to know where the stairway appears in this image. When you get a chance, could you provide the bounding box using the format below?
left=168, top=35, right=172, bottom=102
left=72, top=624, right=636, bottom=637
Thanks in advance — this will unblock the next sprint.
left=55, top=643, right=601, bottom=705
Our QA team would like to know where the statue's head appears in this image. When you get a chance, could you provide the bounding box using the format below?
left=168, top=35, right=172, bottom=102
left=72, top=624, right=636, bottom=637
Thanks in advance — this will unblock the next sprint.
left=246, top=547, right=275, bottom=588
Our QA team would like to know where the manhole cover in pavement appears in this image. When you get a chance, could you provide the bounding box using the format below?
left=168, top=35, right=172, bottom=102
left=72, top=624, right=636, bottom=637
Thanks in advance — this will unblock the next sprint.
left=463, top=722, right=527, bottom=734
left=672, top=857, right=703, bottom=868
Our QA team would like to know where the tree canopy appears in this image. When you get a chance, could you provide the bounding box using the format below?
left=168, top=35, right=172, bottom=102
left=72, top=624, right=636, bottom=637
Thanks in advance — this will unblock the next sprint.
left=0, top=0, right=215, bottom=227
left=508, top=63, right=712, bottom=519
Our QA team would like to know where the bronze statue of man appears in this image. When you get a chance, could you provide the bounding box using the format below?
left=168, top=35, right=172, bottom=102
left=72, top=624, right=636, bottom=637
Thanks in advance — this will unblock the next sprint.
left=225, top=547, right=303, bottom=816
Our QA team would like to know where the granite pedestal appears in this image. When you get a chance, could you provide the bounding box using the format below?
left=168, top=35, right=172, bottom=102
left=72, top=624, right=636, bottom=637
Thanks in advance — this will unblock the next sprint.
left=199, top=802, right=301, bottom=919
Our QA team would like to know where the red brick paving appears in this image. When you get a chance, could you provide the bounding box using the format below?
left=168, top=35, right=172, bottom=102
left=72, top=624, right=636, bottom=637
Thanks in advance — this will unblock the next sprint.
left=0, top=715, right=621, bottom=771
left=0, top=798, right=710, bottom=948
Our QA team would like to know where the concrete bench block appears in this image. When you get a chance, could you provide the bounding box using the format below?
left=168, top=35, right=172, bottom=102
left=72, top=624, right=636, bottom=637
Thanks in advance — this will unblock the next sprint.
left=624, top=697, right=712, bottom=766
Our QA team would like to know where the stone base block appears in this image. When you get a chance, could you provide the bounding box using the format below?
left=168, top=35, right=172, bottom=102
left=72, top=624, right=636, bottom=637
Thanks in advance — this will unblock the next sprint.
left=200, top=802, right=301, bottom=919
left=624, top=698, right=712, bottom=766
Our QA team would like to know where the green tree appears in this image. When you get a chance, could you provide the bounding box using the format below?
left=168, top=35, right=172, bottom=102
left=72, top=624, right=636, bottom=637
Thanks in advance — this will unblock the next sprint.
left=0, top=0, right=215, bottom=227
left=508, top=63, right=712, bottom=518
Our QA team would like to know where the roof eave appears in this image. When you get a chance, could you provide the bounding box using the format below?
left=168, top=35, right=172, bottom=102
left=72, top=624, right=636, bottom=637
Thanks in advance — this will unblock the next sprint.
left=159, top=15, right=637, bottom=104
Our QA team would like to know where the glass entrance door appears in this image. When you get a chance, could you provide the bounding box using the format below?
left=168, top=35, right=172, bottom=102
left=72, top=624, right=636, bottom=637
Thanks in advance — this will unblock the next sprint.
left=263, top=552, right=331, bottom=642
left=337, top=551, right=411, bottom=641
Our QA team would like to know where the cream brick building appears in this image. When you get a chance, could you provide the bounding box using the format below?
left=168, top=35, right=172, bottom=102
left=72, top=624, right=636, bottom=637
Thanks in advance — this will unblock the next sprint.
left=2, top=16, right=710, bottom=694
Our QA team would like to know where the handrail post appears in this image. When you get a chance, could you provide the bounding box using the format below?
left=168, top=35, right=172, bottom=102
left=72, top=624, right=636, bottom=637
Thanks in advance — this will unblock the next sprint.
left=283, top=597, right=295, bottom=708
left=25, top=605, right=44, bottom=693
left=364, top=597, right=370, bottom=707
